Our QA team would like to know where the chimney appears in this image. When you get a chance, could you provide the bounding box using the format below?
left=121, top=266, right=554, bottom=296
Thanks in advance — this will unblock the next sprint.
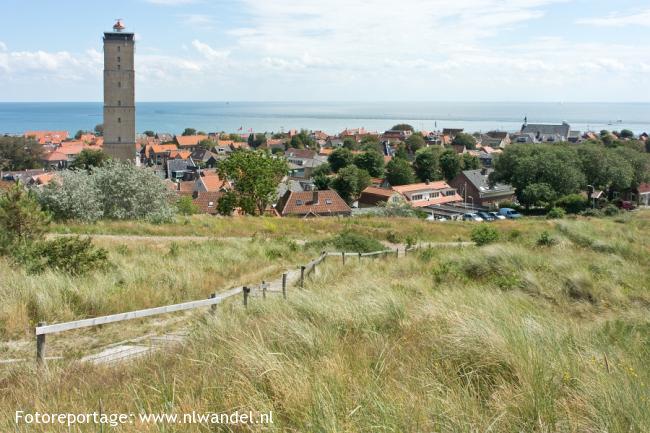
left=312, top=190, right=319, bottom=205
left=481, top=168, right=488, bottom=175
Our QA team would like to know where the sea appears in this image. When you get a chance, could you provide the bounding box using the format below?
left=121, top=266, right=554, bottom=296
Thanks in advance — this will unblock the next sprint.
left=1, top=101, right=649, bottom=136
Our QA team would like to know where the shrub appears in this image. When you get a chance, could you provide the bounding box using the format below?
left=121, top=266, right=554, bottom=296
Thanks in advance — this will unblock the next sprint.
left=332, top=231, right=385, bottom=253
left=603, top=204, right=620, bottom=216
left=176, top=195, right=198, bottom=216
left=536, top=231, right=556, bottom=246
left=498, top=201, right=522, bottom=212
left=38, top=161, right=176, bottom=222
left=581, top=208, right=603, bottom=217
left=386, top=231, right=403, bottom=244
left=0, top=183, right=49, bottom=245
left=546, top=207, right=566, bottom=219
left=13, top=236, right=109, bottom=275
left=556, top=194, right=588, bottom=214
left=38, top=170, right=103, bottom=222
left=470, top=225, right=499, bottom=246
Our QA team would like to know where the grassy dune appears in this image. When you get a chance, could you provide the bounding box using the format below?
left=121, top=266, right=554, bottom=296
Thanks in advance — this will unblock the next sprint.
left=1, top=212, right=649, bottom=432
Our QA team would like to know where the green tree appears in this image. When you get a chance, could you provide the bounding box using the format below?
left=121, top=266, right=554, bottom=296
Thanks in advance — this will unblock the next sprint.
left=359, top=135, right=380, bottom=152
left=405, top=133, right=426, bottom=154
left=342, top=137, right=357, bottom=150
left=394, top=143, right=409, bottom=160
left=218, top=150, right=288, bottom=215
left=413, top=147, right=441, bottom=182
left=197, top=139, right=215, bottom=151
left=439, top=150, right=462, bottom=181
left=491, top=144, right=585, bottom=202
left=312, top=163, right=332, bottom=190
left=143, top=130, right=155, bottom=137
left=451, top=133, right=477, bottom=150
left=182, top=128, right=197, bottom=136
left=217, top=191, right=238, bottom=216
left=0, top=183, right=49, bottom=245
left=555, top=194, right=588, bottom=214
left=94, top=124, right=104, bottom=136
left=620, top=129, right=634, bottom=139
left=328, top=148, right=353, bottom=173
left=330, top=166, right=371, bottom=204
left=385, top=158, right=415, bottom=186
left=461, top=153, right=480, bottom=170
left=176, top=195, right=198, bottom=215
left=290, top=135, right=304, bottom=149
left=248, top=133, right=267, bottom=148
left=391, top=124, right=414, bottom=131
left=520, top=182, right=556, bottom=208
left=70, top=149, right=110, bottom=171
left=0, top=136, right=43, bottom=171
left=354, top=150, right=385, bottom=177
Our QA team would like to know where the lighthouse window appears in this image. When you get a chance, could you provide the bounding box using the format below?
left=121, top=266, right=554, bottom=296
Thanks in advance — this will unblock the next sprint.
left=118, top=100, right=121, bottom=106
left=118, top=137, right=122, bottom=143
left=118, top=117, right=121, bottom=123
left=118, top=82, right=121, bottom=88
left=117, top=64, right=121, bottom=70
left=117, top=46, right=121, bottom=52
left=117, top=56, right=121, bottom=62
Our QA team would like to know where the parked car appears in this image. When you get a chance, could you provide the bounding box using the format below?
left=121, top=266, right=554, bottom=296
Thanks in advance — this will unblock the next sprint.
left=462, top=213, right=484, bottom=222
left=426, top=215, right=448, bottom=221
left=489, top=211, right=506, bottom=220
left=477, top=211, right=495, bottom=221
left=499, top=208, right=522, bottom=219
left=616, top=200, right=636, bottom=211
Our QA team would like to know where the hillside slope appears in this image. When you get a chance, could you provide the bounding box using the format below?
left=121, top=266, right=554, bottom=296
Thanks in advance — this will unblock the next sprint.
left=1, top=213, right=649, bottom=432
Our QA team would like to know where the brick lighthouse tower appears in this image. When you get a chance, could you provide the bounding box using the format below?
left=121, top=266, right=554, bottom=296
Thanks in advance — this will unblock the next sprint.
left=103, top=19, right=135, bottom=162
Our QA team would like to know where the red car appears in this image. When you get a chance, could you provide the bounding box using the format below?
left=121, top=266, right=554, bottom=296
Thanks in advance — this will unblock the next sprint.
left=616, top=200, right=636, bottom=211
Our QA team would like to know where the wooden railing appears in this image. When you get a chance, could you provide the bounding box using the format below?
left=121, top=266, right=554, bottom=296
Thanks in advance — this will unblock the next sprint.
left=34, top=247, right=406, bottom=364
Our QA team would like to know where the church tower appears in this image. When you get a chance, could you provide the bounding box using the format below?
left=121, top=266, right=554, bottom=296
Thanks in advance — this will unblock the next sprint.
left=103, top=19, right=135, bottom=161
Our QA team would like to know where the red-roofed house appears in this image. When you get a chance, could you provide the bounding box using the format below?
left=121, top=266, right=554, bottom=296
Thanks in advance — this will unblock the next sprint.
left=42, top=151, right=68, bottom=169
left=194, top=172, right=231, bottom=193
left=275, top=189, right=351, bottom=217
left=390, top=181, right=462, bottom=207
left=24, top=131, right=69, bottom=145
left=175, top=135, right=208, bottom=150
left=358, top=186, right=403, bottom=207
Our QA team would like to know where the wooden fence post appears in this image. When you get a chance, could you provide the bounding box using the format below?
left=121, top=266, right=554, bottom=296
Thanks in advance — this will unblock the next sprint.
left=210, top=293, right=217, bottom=313
left=358, top=252, right=362, bottom=263
left=282, top=273, right=287, bottom=299
left=300, top=266, right=305, bottom=289
left=395, top=248, right=399, bottom=259
left=243, top=287, right=250, bottom=308
left=342, top=252, right=346, bottom=265
left=262, top=281, right=267, bottom=299
left=36, top=322, right=46, bottom=365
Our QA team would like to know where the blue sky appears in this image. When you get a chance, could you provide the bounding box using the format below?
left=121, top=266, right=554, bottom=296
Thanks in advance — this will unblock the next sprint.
left=1, top=0, right=649, bottom=102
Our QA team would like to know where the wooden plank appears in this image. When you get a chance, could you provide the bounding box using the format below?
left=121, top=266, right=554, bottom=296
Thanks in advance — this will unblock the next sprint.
left=35, top=287, right=242, bottom=336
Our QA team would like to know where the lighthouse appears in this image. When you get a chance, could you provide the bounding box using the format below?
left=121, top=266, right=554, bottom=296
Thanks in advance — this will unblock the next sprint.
left=103, top=19, right=136, bottom=162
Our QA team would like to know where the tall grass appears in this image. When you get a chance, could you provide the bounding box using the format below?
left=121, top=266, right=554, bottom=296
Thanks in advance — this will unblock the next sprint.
left=1, top=212, right=649, bottom=432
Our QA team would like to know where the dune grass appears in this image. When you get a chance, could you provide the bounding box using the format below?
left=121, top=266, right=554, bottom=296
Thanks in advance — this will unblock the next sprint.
left=1, top=212, right=649, bottom=432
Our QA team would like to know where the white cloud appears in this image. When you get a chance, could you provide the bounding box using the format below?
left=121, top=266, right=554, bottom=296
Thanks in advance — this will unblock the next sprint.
left=577, top=8, right=650, bottom=27
left=180, top=14, right=215, bottom=27
left=191, top=40, right=230, bottom=61
left=0, top=41, right=7, bottom=52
